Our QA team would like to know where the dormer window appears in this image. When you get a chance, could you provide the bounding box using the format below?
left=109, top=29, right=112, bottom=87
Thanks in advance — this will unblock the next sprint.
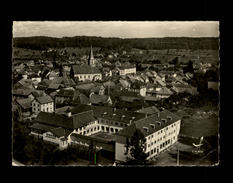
left=150, top=124, right=155, bottom=129
left=156, top=121, right=161, bottom=126
left=167, top=116, right=172, bottom=121
left=143, top=127, right=149, bottom=132
left=161, top=119, right=167, bottom=123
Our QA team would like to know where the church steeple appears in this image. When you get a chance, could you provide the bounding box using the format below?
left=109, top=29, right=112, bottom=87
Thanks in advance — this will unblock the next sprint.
left=88, top=45, right=95, bottom=66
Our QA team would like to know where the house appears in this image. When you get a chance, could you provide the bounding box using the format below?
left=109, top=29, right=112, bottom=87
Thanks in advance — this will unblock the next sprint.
left=48, top=71, right=59, bottom=80
left=119, top=79, right=131, bottom=89
left=117, top=65, right=136, bottom=76
left=55, top=89, right=91, bottom=106
left=12, top=88, right=34, bottom=101
left=136, top=106, right=160, bottom=115
left=16, top=98, right=32, bottom=118
left=32, top=95, right=54, bottom=114
left=29, top=110, right=99, bottom=149
left=90, top=93, right=112, bottom=106
left=155, top=87, right=173, bottom=99
left=140, top=74, right=149, bottom=83
left=14, top=79, right=34, bottom=90
left=70, top=64, right=102, bottom=82
left=129, top=82, right=147, bottom=97
left=174, top=84, right=198, bottom=95
left=90, top=85, right=105, bottom=95
left=30, top=73, right=42, bottom=82
left=102, top=67, right=112, bottom=77
left=71, top=105, right=146, bottom=134
left=115, top=110, right=181, bottom=162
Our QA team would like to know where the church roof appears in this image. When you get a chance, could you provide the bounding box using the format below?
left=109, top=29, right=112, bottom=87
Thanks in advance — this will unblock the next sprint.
left=72, top=64, right=100, bottom=74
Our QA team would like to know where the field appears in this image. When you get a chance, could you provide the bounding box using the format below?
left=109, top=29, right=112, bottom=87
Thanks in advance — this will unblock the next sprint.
left=12, top=47, right=219, bottom=65
left=175, top=106, right=219, bottom=137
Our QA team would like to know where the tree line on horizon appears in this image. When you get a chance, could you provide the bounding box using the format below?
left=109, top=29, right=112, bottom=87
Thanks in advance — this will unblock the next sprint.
left=13, top=36, right=219, bottom=50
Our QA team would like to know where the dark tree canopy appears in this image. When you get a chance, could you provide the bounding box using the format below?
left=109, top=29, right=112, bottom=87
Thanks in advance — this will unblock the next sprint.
left=124, top=129, right=149, bottom=165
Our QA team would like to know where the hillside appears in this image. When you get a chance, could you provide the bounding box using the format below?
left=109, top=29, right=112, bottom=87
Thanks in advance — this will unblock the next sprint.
left=13, top=36, right=219, bottom=50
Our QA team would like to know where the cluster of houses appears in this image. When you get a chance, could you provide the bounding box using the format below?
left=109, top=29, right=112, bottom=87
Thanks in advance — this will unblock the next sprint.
left=12, top=46, right=204, bottom=163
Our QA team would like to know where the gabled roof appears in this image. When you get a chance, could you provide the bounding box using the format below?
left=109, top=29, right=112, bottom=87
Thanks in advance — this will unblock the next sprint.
left=12, top=88, right=34, bottom=96
left=71, top=104, right=146, bottom=124
left=34, top=110, right=96, bottom=130
left=137, top=106, right=160, bottom=114
left=35, top=95, right=53, bottom=104
left=116, top=109, right=181, bottom=138
left=72, top=110, right=96, bottom=128
left=76, top=83, right=95, bottom=90
left=16, top=98, right=32, bottom=110
left=90, top=94, right=110, bottom=104
left=50, top=127, right=72, bottom=138
left=72, top=64, right=101, bottom=74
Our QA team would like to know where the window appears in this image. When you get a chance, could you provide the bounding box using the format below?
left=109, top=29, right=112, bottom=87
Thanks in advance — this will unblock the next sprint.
left=38, top=104, right=40, bottom=107
left=91, top=129, right=93, bottom=132
left=125, top=124, right=127, bottom=127
left=110, top=128, right=114, bottom=132
left=160, top=144, right=162, bottom=149
left=151, top=150, right=153, bottom=155
left=87, top=130, right=89, bottom=133
left=115, top=129, right=118, bottom=132
left=151, top=135, right=153, bottom=138
left=120, top=123, right=123, bottom=127
left=83, top=131, right=86, bottom=135
left=115, top=122, right=118, bottom=126
left=101, top=126, right=104, bottom=131
left=148, top=144, right=150, bottom=148
left=151, top=142, right=153, bottom=146
left=106, top=127, right=109, bottom=132
left=97, top=126, right=99, bottom=130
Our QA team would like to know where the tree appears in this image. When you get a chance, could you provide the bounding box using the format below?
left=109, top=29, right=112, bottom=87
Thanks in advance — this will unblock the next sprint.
left=124, top=129, right=149, bottom=165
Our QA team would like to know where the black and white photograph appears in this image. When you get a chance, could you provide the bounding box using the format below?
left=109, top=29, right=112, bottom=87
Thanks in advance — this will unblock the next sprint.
left=12, top=21, right=219, bottom=166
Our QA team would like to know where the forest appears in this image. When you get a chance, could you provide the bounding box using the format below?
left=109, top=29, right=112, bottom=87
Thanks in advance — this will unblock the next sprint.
left=13, top=36, right=219, bottom=50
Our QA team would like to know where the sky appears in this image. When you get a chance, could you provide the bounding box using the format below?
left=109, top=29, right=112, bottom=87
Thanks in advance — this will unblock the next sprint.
left=13, top=21, right=219, bottom=38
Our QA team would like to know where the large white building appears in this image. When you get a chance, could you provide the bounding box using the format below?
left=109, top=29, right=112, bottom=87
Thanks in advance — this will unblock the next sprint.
left=118, top=65, right=136, bottom=76
left=29, top=104, right=181, bottom=161
left=115, top=109, right=181, bottom=162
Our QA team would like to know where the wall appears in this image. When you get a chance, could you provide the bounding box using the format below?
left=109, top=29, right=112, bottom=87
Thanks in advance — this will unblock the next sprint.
left=74, top=74, right=102, bottom=82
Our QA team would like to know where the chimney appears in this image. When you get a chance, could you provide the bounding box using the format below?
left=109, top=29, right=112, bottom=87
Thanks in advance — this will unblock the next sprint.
left=143, top=127, right=149, bottom=132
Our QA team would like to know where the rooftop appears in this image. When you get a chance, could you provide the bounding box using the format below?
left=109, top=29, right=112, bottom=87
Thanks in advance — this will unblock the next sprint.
left=35, top=95, right=53, bottom=104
